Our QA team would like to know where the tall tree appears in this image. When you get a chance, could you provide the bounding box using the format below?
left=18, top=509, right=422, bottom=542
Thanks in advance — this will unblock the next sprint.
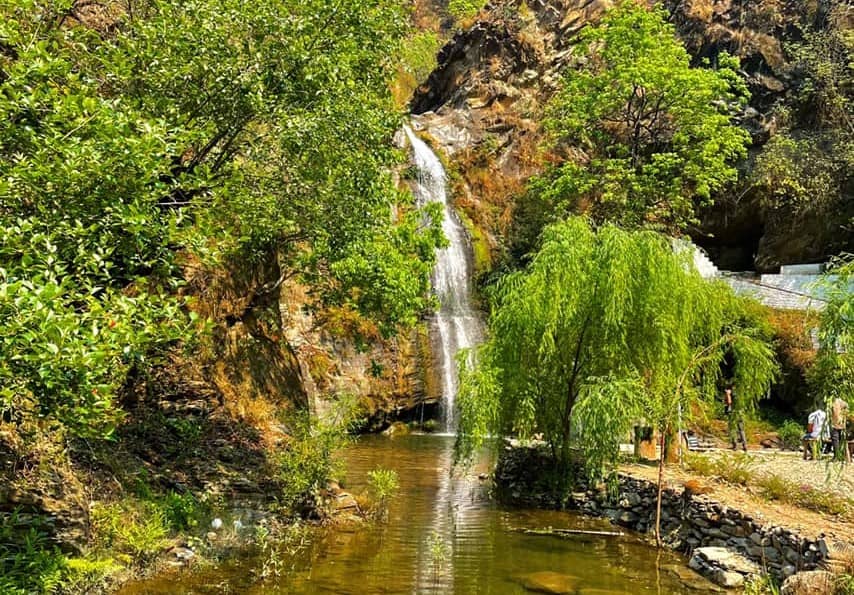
left=455, top=218, right=777, bottom=484
left=531, top=1, right=751, bottom=232
left=809, top=257, right=854, bottom=403
left=0, top=0, right=442, bottom=437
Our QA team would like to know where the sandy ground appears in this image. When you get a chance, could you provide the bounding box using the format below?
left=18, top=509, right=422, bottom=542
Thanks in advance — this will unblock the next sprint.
left=623, top=449, right=854, bottom=543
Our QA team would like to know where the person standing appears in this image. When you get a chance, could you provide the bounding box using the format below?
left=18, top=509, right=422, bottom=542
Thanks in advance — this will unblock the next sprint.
left=725, top=386, right=747, bottom=452
left=830, top=397, right=849, bottom=461
left=802, top=406, right=828, bottom=460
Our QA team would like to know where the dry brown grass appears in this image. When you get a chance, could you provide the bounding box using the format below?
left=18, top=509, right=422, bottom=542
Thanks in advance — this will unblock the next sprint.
left=767, top=308, right=818, bottom=370
left=684, top=0, right=715, bottom=22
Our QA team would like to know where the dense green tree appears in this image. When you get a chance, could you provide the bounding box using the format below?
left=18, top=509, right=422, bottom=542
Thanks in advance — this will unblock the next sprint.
left=0, top=0, right=442, bottom=437
left=532, top=1, right=751, bottom=232
left=752, top=8, right=853, bottom=242
left=455, top=218, right=777, bottom=482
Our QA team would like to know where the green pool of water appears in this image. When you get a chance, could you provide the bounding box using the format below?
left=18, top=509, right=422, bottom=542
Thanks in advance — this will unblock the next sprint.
left=119, top=434, right=715, bottom=594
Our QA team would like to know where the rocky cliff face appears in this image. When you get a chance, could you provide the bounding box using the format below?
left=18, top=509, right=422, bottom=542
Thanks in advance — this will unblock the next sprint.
left=410, top=0, right=851, bottom=272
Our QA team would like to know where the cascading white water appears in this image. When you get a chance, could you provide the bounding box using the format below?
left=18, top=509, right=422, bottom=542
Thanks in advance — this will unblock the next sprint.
left=404, top=126, right=483, bottom=433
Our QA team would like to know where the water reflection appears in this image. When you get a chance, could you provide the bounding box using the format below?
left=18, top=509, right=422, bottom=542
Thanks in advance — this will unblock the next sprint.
left=120, top=435, right=716, bottom=594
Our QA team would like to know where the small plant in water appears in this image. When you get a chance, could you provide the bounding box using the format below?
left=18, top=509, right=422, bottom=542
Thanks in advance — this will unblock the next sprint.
left=427, top=530, right=450, bottom=576
left=254, top=526, right=283, bottom=581
left=367, top=468, right=400, bottom=520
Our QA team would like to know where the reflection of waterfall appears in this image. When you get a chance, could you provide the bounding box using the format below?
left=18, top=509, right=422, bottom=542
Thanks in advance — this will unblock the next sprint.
left=404, top=126, right=484, bottom=432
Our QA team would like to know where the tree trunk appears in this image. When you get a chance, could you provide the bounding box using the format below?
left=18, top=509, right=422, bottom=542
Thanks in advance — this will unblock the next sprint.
left=655, top=423, right=667, bottom=548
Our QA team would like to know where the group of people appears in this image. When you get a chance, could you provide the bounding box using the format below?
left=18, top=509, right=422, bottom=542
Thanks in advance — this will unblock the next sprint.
left=723, top=385, right=850, bottom=460
left=802, top=397, right=850, bottom=461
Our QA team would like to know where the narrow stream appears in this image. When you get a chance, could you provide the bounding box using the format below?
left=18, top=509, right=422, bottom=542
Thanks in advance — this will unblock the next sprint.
left=122, top=435, right=717, bottom=594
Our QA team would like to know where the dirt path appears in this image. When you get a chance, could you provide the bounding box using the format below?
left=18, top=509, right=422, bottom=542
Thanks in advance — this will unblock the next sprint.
left=623, top=451, right=854, bottom=543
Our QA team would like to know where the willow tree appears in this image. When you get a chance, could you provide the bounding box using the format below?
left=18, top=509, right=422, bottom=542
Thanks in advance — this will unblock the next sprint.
left=809, top=258, right=854, bottom=402
left=456, top=218, right=777, bottom=486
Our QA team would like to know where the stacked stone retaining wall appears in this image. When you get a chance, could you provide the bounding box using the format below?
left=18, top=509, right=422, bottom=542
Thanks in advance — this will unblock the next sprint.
left=496, top=445, right=830, bottom=584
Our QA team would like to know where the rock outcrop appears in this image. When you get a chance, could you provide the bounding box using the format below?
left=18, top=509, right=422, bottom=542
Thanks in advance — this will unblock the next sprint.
left=409, top=0, right=851, bottom=272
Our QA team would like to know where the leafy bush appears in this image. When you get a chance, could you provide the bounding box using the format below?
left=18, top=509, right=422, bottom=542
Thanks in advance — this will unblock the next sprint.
left=686, top=453, right=755, bottom=486
left=684, top=453, right=716, bottom=477
left=0, top=512, right=67, bottom=595
left=160, top=491, right=207, bottom=532
left=448, top=0, right=483, bottom=22
left=756, top=474, right=790, bottom=501
left=274, top=398, right=358, bottom=512
left=400, top=31, right=442, bottom=83
left=535, top=1, right=751, bottom=232
left=758, top=474, right=853, bottom=517
left=0, top=510, right=117, bottom=594
left=91, top=501, right=169, bottom=562
left=778, top=420, right=805, bottom=451
left=743, top=574, right=780, bottom=595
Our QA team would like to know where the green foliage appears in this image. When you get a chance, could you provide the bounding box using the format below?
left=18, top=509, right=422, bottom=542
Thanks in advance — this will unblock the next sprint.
left=685, top=453, right=756, bottom=486
left=90, top=500, right=169, bottom=562
left=367, top=468, right=400, bottom=502
left=757, top=474, right=853, bottom=517
left=744, top=574, right=780, bottom=595
left=778, top=419, right=805, bottom=451
left=160, top=491, right=207, bottom=532
left=367, top=467, right=400, bottom=519
left=0, top=512, right=117, bottom=595
left=809, top=258, right=854, bottom=403
left=0, top=0, right=442, bottom=439
left=753, top=134, right=853, bottom=216
left=400, top=31, right=443, bottom=84
left=274, top=398, right=358, bottom=511
left=752, top=8, right=853, bottom=244
left=447, top=0, right=483, bottom=22
left=456, top=218, right=777, bottom=479
left=713, top=453, right=755, bottom=486
left=534, top=1, right=750, bottom=232
left=786, top=10, right=852, bottom=131
left=0, top=509, right=119, bottom=594
left=427, top=530, right=450, bottom=573
left=0, top=511, right=67, bottom=594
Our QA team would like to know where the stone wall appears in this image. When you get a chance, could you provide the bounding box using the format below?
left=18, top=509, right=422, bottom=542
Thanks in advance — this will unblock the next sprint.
left=496, top=445, right=831, bottom=587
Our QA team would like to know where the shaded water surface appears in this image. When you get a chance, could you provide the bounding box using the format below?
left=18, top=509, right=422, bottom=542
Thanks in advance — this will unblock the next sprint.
left=121, top=435, right=713, bottom=594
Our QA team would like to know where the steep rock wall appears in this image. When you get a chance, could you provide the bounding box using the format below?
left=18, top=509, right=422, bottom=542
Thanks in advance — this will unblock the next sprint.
left=410, top=0, right=851, bottom=272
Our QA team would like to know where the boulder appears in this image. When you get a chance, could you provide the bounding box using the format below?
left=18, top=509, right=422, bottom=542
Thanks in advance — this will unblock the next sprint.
left=517, top=571, right=580, bottom=594
left=382, top=422, right=409, bottom=437
left=333, top=492, right=359, bottom=511
left=693, top=546, right=761, bottom=575
left=689, top=546, right=761, bottom=587
left=781, top=570, right=835, bottom=595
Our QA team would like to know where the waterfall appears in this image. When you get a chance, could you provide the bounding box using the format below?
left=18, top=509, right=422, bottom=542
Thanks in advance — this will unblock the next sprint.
left=404, top=126, right=483, bottom=433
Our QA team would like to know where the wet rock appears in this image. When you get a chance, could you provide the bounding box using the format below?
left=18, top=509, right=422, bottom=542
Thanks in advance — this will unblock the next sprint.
left=333, top=492, right=359, bottom=511
left=690, top=546, right=760, bottom=587
left=382, top=422, right=409, bottom=437
left=517, top=571, right=580, bottom=594
left=713, top=570, right=744, bottom=588
left=616, top=511, right=638, bottom=524
left=171, top=546, right=195, bottom=564
left=693, top=547, right=760, bottom=575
